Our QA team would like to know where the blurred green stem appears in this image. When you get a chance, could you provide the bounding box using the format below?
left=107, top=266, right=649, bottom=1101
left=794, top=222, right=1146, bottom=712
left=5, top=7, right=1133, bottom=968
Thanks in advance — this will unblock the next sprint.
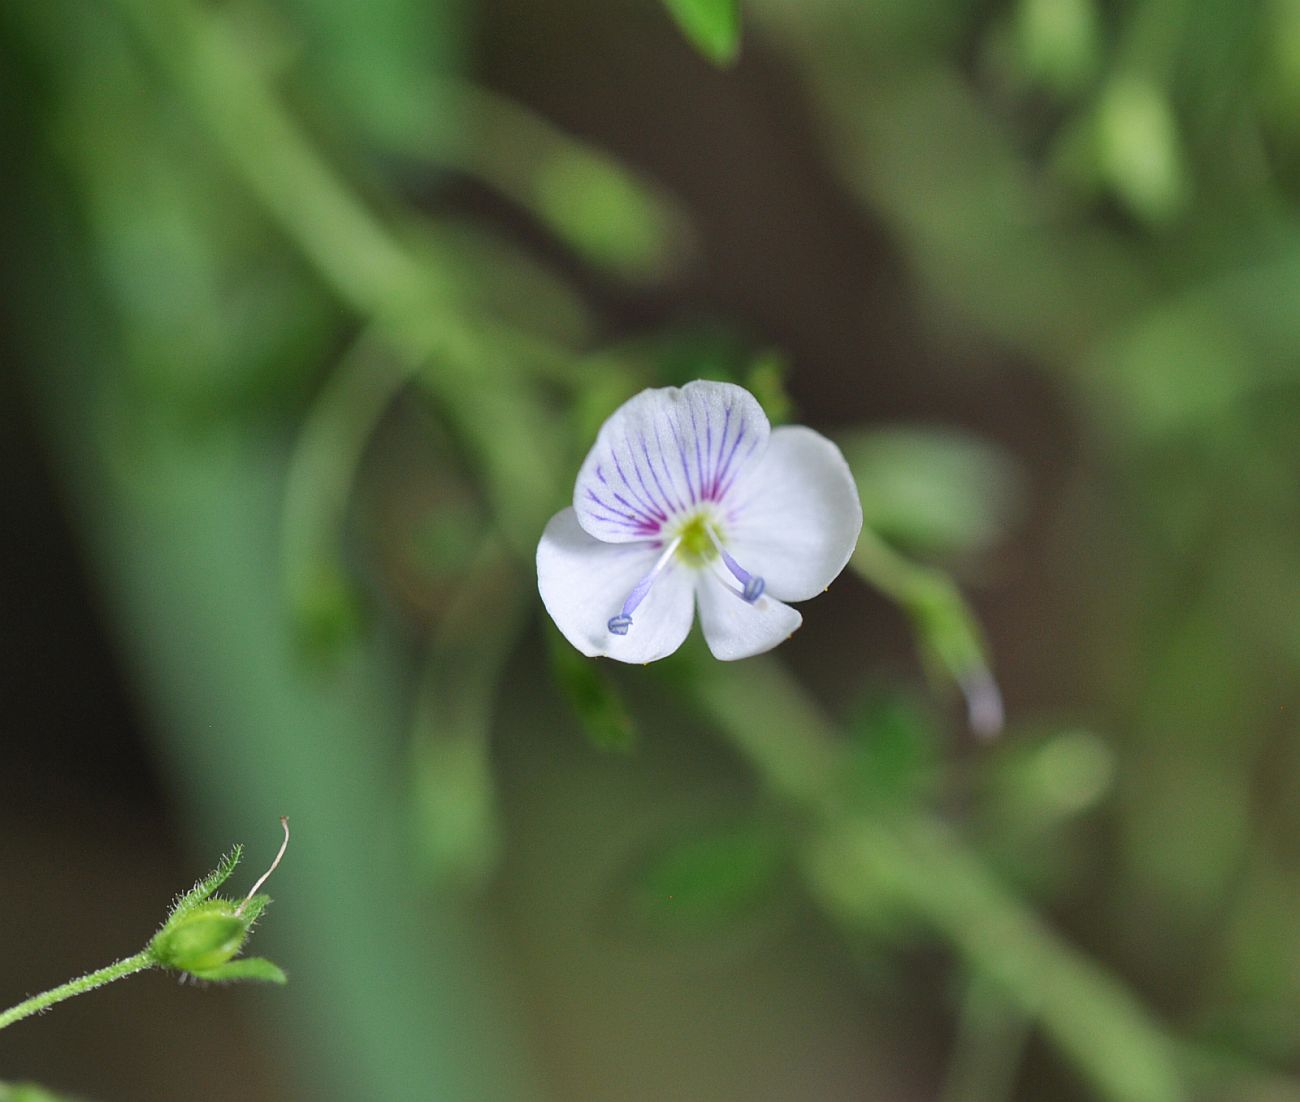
left=115, top=0, right=565, bottom=552
left=939, top=976, right=1031, bottom=1102
left=115, top=0, right=427, bottom=320
left=281, top=329, right=409, bottom=622
left=410, top=535, right=526, bottom=888
left=691, top=657, right=1186, bottom=1102
left=0, top=951, right=154, bottom=1032
left=851, top=527, right=1003, bottom=736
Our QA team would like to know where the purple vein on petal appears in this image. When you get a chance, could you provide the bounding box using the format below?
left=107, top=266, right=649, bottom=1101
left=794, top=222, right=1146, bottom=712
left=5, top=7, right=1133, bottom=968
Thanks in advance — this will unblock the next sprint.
left=693, top=403, right=709, bottom=506
left=668, top=415, right=697, bottom=505
left=707, top=413, right=717, bottom=499
left=613, top=492, right=661, bottom=526
left=586, top=488, right=657, bottom=531
left=716, top=435, right=759, bottom=503
left=713, top=408, right=744, bottom=498
left=587, top=485, right=653, bottom=526
left=627, top=432, right=663, bottom=518
left=589, top=512, right=651, bottom=532
left=612, top=441, right=667, bottom=521
left=643, top=426, right=685, bottom=514
left=708, top=405, right=731, bottom=498
left=658, top=418, right=693, bottom=508
left=613, top=434, right=665, bottom=519
left=644, top=421, right=686, bottom=517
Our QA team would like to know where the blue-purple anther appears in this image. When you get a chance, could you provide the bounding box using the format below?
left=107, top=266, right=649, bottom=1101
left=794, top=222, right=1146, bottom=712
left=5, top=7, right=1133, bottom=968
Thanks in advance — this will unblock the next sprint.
left=607, top=536, right=682, bottom=636
left=712, top=534, right=765, bottom=604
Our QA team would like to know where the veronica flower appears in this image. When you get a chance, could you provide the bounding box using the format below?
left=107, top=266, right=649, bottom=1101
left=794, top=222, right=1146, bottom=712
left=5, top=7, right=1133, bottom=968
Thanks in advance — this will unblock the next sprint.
left=537, top=380, right=863, bottom=662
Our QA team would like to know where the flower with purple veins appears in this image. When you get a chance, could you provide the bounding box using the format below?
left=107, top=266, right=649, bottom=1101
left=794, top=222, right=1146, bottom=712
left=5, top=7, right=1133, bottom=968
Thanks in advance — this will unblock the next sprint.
left=537, top=380, right=863, bottom=662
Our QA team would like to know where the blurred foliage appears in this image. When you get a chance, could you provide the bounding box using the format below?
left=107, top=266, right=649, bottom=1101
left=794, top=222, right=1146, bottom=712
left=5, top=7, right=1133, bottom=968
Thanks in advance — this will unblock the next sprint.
left=840, top=426, right=1025, bottom=562
left=4, top=0, right=1300, bottom=1098
left=661, top=0, right=742, bottom=66
left=0, top=1087, right=83, bottom=1102
left=615, top=815, right=789, bottom=937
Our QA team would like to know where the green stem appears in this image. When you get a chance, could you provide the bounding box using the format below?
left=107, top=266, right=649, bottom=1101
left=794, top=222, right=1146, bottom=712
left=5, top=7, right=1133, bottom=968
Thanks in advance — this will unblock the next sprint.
left=114, top=0, right=567, bottom=553
left=938, top=975, right=1031, bottom=1102
left=690, top=657, right=1187, bottom=1102
left=0, top=950, right=155, bottom=1032
left=851, top=527, right=1003, bottom=735
left=115, top=0, right=424, bottom=321
left=281, top=329, right=412, bottom=622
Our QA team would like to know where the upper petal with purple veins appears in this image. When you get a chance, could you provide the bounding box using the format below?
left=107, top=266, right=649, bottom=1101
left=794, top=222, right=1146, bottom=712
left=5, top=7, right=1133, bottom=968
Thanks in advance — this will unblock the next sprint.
left=573, top=381, right=771, bottom=543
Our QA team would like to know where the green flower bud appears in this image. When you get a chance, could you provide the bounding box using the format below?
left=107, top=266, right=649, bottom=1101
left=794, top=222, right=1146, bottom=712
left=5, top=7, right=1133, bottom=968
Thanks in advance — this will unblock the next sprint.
left=152, top=901, right=248, bottom=973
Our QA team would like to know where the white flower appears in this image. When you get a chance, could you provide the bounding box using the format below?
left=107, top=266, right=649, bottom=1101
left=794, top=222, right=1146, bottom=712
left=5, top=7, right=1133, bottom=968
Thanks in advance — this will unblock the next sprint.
left=537, top=380, right=863, bottom=662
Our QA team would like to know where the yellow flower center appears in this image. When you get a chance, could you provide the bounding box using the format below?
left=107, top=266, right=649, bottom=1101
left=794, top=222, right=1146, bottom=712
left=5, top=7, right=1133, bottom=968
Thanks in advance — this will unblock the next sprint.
left=674, top=512, right=720, bottom=566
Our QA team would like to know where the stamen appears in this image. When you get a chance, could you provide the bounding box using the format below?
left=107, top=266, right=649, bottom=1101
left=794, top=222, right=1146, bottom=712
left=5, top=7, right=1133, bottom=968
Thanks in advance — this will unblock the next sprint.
left=706, top=527, right=765, bottom=603
left=607, top=536, right=682, bottom=635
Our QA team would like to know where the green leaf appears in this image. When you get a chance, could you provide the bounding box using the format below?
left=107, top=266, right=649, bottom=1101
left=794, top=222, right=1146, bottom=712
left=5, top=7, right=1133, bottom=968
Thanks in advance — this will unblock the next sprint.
left=838, top=426, right=1024, bottom=561
left=534, top=147, right=688, bottom=281
left=661, top=0, right=741, bottom=66
left=618, top=819, right=787, bottom=936
left=0, top=1085, right=86, bottom=1102
left=846, top=691, right=940, bottom=809
left=547, top=629, right=637, bottom=752
left=191, top=957, right=288, bottom=985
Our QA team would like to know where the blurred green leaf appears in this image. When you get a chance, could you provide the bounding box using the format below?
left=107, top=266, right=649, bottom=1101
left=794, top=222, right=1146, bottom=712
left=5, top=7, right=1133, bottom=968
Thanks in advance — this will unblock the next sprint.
left=744, top=349, right=795, bottom=425
left=846, top=691, right=941, bottom=810
left=971, top=727, right=1115, bottom=897
left=191, top=957, right=289, bottom=984
left=271, top=0, right=463, bottom=147
left=290, top=559, right=368, bottom=662
left=1014, top=0, right=1100, bottom=97
left=661, top=0, right=742, bottom=66
left=409, top=541, right=523, bottom=890
left=839, top=426, right=1024, bottom=561
left=618, top=818, right=788, bottom=936
left=548, top=629, right=638, bottom=753
left=0, top=1085, right=85, bottom=1102
left=534, top=146, right=690, bottom=281
left=850, top=528, right=1003, bottom=736
left=1095, top=76, right=1189, bottom=225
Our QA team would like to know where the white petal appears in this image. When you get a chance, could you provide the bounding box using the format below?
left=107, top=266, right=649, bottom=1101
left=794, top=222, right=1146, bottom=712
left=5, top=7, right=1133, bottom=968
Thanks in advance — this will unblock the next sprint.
left=722, top=425, right=863, bottom=602
left=573, top=381, right=770, bottom=543
left=537, top=508, right=696, bottom=663
left=695, top=571, right=802, bottom=661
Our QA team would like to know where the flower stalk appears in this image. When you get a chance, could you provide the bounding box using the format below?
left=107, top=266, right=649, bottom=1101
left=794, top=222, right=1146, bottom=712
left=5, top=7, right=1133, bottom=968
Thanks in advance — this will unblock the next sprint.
left=0, top=837, right=287, bottom=1034
left=0, top=951, right=155, bottom=1033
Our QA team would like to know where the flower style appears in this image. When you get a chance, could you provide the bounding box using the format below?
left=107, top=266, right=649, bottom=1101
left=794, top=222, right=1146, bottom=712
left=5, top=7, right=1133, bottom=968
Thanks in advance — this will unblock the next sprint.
left=537, top=380, right=863, bottom=662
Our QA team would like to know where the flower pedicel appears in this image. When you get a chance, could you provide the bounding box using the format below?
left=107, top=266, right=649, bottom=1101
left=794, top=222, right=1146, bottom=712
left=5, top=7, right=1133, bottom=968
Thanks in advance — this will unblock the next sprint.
left=538, top=380, right=862, bottom=662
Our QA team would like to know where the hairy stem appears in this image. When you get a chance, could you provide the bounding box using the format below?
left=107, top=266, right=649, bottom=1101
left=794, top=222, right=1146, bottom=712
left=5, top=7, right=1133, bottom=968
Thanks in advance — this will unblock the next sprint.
left=0, top=950, right=155, bottom=1032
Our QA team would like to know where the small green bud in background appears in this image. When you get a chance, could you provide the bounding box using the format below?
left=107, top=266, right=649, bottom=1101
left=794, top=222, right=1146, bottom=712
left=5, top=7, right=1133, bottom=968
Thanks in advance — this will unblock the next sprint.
left=1015, top=0, right=1100, bottom=97
left=534, top=148, right=690, bottom=283
left=745, top=350, right=794, bottom=426
left=1096, top=76, right=1189, bottom=225
left=660, top=0, right=742, bottom=67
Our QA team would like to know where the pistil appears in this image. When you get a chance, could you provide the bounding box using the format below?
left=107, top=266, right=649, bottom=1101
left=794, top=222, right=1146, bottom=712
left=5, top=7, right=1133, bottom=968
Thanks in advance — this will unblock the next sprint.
left=608, top=536, right=683, bottom=634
